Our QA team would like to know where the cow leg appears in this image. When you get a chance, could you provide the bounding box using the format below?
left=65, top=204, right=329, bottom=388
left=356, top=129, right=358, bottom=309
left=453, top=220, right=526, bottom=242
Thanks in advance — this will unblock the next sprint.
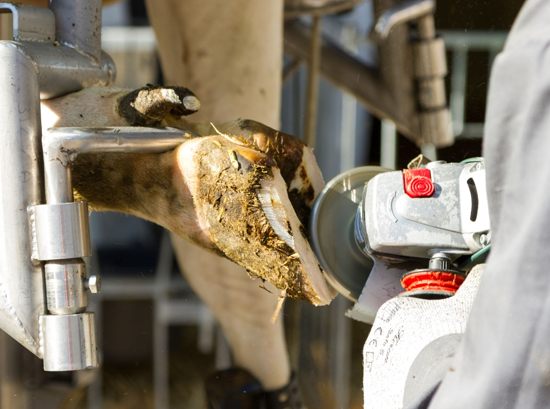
left=145, top=0, right=290, bottom=391
left=145, top=0, right=282, bottom=127
left=170, top=236, right=290, bottom=389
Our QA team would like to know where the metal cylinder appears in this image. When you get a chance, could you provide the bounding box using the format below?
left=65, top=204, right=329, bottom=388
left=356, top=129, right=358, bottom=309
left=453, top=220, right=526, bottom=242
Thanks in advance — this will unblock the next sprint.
left=40, top=313, right=98, bottom=371
left=45, top=260, right=88, bottom=315
left=419, top=108, right=453, bottom=146
left=413, top=38, right=447, bottom=78
left=416, top=15, right=435, bottom=40
left=33, top=202, right=92, bottom=260
left=417, top=77, right=446, bottom=109
left=49, top=0, right=102, bottom=61
left=0, top=42, right=45, bottom=357
left=412, top=35, right=452, bottom=147
left=42, top=160, right=73, bottom=204
left=428, top=253, right=451, bottom=270
left=29, top=44, right=115, bottom=99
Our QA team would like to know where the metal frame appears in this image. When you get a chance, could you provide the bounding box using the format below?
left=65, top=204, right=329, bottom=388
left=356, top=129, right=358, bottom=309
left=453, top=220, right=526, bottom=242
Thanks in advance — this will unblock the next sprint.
left=443, top=30, right=507, bottom=139
left=379, top=30, right=508, bottom=167
left=285, top=19, right=507, bottom=167
left=0, top=1, right=114, bottom=368
left=284, top=0, right=453, bottom=148
left=37, top=126, right=193, bottom=372
left=0, top=1, right=199, bottom=376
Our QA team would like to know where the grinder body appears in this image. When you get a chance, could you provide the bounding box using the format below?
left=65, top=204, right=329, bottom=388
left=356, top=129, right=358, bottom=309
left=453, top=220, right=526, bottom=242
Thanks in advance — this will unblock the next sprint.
left=310, top=159, right=491, bottom=324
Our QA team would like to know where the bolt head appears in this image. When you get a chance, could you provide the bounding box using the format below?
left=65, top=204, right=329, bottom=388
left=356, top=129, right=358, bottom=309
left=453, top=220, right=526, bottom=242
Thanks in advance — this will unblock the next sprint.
left=88, top=275, right=101, bottom=293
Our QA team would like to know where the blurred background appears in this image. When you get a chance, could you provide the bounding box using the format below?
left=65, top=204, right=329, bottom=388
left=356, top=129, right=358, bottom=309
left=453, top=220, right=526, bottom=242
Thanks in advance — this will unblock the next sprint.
left=0, top=0, right=526, bottom=408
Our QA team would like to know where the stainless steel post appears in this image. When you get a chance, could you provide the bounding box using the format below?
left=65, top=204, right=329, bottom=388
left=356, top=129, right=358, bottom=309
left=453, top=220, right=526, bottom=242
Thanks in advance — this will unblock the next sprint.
left=304, top=16, right=321, bottom=148
left=0, top=2, right=115, bottom=372
left=44, top=261, right=88, bottom=315
left=0, top=0, right=195, bottom=376
left=49, top=0, right=102, bottom=61
left=0, top=41, right=45, bottom=358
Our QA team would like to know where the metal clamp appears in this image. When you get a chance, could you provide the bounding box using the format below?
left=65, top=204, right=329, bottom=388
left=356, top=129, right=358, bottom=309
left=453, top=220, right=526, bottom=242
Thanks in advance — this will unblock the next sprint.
left=0, top=1, right=192, bottom=372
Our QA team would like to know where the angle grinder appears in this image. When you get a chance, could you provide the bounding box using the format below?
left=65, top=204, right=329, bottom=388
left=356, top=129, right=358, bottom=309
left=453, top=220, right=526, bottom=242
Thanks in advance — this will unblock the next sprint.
left=309, top=158, right=491, bottom=323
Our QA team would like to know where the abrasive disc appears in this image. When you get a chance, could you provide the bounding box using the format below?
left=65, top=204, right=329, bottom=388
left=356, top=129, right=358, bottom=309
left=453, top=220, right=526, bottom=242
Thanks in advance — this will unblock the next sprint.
left=309, top=166, right=390, bottom=301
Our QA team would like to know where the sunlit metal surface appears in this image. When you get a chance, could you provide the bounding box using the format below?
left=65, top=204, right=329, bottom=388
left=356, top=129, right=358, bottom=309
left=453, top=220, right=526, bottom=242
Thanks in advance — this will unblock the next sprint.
left=0, top=40, right=45, bottom=358
left=49, top=0, right=102, bottom=61
left=40, top=313, right=98, bottom=371
left=33, top=202, right=92, bottom=261
left=45, top=261, right=88, bottom=315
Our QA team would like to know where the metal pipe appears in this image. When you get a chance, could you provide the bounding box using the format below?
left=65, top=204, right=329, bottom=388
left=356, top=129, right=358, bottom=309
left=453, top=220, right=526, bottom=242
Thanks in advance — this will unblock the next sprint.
left=340, top=23, right=359, bottom=174
left=440, top=30, right=507, bottom=50
left=32, top=202, right=91, bottom=261
left=0, top=4, right=115, bottom=99
left=43, top=163, right=72, bottom=206
left=380, top=119, right=397, bottom=170
left=45, top=260, right=88, bottom=315
left=0, top=42, right=45, bottom=357
left=421, top=144, right=437, bottom=161
left=373, top=0, right=435, bottom=40
left=304, top=16, right=321, bottom=148
left=43, top=127, right=194, bottom=204
left=0, top=2, right=121, bottom=373
left=44, top=126, right=196, bottom=156
left=283, top=58, right=301, bottom=86
left=416, top=14, right=436, bottom=40
left=16, top=41, right=115, bottom=99
left=49, top=0, right=102, bottom=61
left=154, top=232, right=173, bottom=409
left=284, top=21, right=413, bottom=138
left=450, top=46, right=468, bottom=137
left=40, top=313, right=98, bottom=371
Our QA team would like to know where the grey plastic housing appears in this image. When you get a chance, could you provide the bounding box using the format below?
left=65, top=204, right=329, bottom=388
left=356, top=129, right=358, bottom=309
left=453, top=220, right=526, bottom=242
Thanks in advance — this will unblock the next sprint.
left=357, top=160, right=490, bottom=261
